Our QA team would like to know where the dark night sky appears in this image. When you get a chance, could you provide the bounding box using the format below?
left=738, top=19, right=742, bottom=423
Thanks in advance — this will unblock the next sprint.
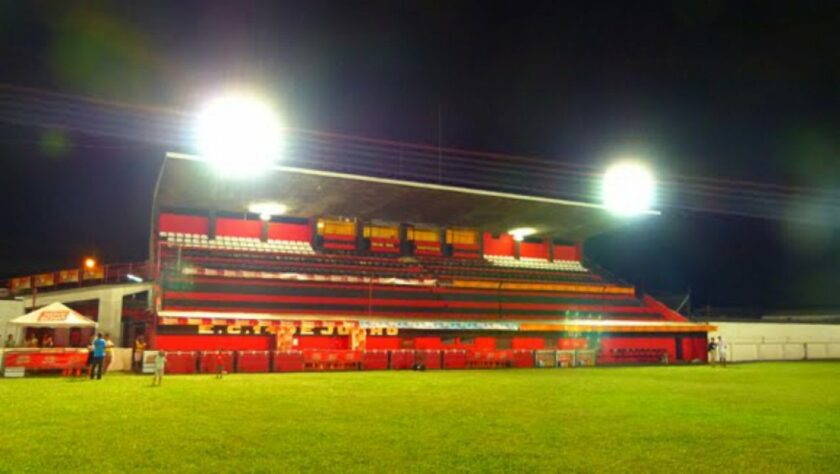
left=1, top=1, right=839, bottom=310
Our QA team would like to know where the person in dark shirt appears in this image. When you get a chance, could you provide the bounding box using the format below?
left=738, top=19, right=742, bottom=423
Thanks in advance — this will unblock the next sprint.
left=707, top=337, right=718, bottom=368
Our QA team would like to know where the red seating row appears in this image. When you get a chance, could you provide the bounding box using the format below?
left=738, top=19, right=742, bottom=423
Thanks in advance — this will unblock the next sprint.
left=512, top=350, right=535, bottom=368
left=466, top=350, right=511, bottom=369
left=163, top=349, right=515, bottom=373
left=303, top=350, right=363, bottom=371
left=161, top=347, right=667, bottom=374
left=599, top=348, right=668, bottom=364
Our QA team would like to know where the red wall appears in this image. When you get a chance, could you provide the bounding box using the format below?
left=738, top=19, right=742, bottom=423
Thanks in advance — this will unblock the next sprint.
left=414, top=337, right=444, bottom=350
left=296, top=336, right=349, bottom=350
left=483, top=232, right=515, bottom=256
left=216, top=218, right=262, bottom=238
left=463, top=337, right=497, bottom=350
left=366, top=336, right=401, bottom=350
left=512, top=337, right=545, bottom=350
left=268, top=222, right=311, bottom=242
left=681, top=337, right=708, bottom=362
left=155, top=335, right=272, bottom=351
left=553, top=245, right=580, bottom=261
left=159, top=214, right=209, bottom=235
left=519, top=241, right=550, bottom=259
left=600, top=337, right=677, bottom=362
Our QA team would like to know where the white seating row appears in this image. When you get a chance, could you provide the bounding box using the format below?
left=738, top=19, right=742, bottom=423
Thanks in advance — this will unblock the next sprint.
left=484, top=254, right=586, bottom=272
left=159, top=232, right=314, bottom=255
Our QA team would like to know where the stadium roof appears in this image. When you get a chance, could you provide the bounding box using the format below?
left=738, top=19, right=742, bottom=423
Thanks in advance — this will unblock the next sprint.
left=158, top=153, right=650, bottom=240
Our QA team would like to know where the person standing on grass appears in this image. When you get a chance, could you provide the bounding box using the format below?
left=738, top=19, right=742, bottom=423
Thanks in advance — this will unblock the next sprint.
left=133, top=336, right=147, bottom=372
left=86, top=336, right=95, bottom=376
left=707, top=336, right=718, bottom=367
left=717, top=336, right=727, bottom=368
left=90, top=333, right=106, bottom=380
left=104, top=333, right=115, bottom=371
left=152, top=350, right=166, bottom=386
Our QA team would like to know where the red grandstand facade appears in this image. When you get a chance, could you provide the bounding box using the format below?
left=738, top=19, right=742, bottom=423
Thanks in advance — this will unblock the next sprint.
left=150, top=206, right=710, bottom=371
left=5, top=153, right=712, bottom=372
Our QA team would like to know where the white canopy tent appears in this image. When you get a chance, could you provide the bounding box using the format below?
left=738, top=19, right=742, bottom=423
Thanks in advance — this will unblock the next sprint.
left=9, top=302, right=97, bottom=328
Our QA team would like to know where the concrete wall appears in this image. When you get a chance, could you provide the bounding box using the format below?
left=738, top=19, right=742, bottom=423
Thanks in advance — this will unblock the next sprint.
left=21, top=283, right=153, bottom=347
left=0, top=299, right=25, bottom=343
left=710, top=322, right=840, bottom=362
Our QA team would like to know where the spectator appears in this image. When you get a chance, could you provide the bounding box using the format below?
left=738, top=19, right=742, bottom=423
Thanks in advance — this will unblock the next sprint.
left=152, top=350, right=166, bottom=386
left=86, top=336, right=95, bottom=376
left=26, top=334, right=39, bottom=348
left=717, top=336, right=727, bottom=368
left=707, top=337, right=718, bottom=367
left=42, top=334, right=54, bottom=348
left=133, top=336, right=147, bottom=372
left=104, top=333, right=115, bottom=371
left=4, top=334, right=16, bottom=348
left=90, top=333, right=106, bottom=380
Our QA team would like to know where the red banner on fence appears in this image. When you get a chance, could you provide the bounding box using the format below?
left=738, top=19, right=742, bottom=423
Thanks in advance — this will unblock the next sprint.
left=10, top=277, right=31, bottom=291
left=33, top=273, right=56, bottom=287
left=58, top=269, right=81, bottom=284
left=3, top=350, right=88, bottom=370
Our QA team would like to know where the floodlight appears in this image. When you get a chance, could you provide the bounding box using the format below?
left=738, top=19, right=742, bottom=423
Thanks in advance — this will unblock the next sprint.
left=195, top=93, right=283, bottom=178
left=509, top=227, right=537, bottom=242
left=601, top=161, right=656, bottom=216
left=84, top=258, right=96, bottom=269
left=248, top=202, right=287, bottom=221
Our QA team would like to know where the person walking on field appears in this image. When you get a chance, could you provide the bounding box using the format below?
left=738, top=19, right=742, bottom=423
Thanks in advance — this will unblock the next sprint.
left=707, top=336, right=718, bottom=367
left=152, top=350, right=166, bottom=386
left=90, top=333, right=106, bottom=380
left=717, top=336, right=727, bottom=368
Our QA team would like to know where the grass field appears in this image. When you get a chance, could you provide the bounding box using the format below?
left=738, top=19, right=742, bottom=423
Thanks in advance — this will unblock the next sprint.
left=1, top=362, right=839, bottom=473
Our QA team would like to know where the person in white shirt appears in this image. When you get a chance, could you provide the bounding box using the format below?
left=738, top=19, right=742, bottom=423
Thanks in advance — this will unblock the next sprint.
left=717, top=336, right=727, bottom=368
left=152, top=351, right=167, bottom=386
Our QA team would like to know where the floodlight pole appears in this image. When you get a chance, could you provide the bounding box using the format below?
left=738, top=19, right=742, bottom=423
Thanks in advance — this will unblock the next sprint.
left=148, top=152, right=169, bottom=277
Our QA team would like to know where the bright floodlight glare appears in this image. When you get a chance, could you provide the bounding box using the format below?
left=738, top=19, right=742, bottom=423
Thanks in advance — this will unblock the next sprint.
left=248, top=201, right=287, bottom=221
left=195, top=94, right=283, bottom=178
left=602, top=161, right=656, bottom=216
left=509, top=227, right=537, bottom=242
left=84, top=257, right=96, bottom=269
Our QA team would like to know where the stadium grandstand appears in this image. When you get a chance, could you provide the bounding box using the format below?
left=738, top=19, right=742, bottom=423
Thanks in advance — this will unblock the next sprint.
left=4, top=152, right=713, bottom=373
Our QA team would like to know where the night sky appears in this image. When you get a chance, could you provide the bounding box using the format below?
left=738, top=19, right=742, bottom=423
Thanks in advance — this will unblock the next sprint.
left=1, top=1, right=839, bottom=311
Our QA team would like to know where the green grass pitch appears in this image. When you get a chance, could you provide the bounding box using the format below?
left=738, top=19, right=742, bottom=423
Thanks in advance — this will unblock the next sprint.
left=1, top=362, right=839, bottom=473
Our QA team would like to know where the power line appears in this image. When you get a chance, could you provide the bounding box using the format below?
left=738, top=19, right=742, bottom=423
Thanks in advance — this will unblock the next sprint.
left=2, top=83, right=840, bottom=224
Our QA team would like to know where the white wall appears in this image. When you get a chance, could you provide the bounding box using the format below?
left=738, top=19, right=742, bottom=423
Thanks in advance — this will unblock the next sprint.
left=0, top=299, right=25, bottom=342
left=710, top=322, right=840, bottom=362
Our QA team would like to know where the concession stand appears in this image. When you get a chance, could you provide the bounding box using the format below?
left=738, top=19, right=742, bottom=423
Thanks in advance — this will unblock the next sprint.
left=2, top=302, right=97, bottom=376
